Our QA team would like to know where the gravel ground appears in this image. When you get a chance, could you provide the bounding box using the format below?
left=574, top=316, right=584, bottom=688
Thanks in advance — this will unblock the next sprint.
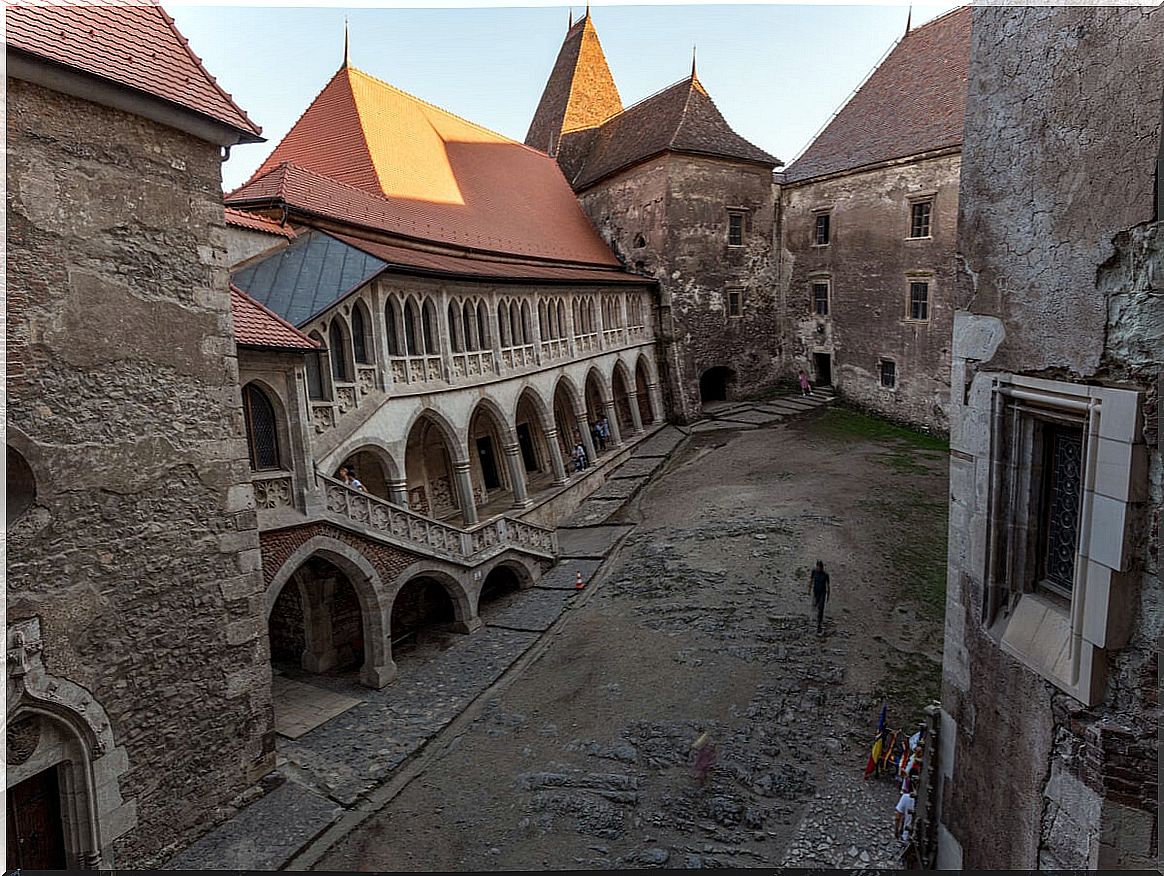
left=315, top=409, right=948, bottom=871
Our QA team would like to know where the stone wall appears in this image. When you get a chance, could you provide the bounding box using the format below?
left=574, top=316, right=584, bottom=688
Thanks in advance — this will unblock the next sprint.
left=5, top=78, right=271, bottom=866
left=580, top=154, right=781, bottom=421
left=939, top=6, right=1162, bottom=870
left=781, top=152, right=961, bottom=433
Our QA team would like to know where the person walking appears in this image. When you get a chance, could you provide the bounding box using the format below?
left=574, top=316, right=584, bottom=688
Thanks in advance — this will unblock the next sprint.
left=798, top=369, right=812, bottom=397
left=592, top=420, right=606, bottom=452
left=810, top=560, right=830, bottom=635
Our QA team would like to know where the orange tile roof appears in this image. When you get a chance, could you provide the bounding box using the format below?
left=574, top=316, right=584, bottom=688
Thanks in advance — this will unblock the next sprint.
left=230, top=285, right=319, bottom=350
left=228, top=65, right=620, bottom=267
left=784, top=7, right=971, bottom=183
left=224, top=207, right=296, bottom=239
left=5, top=1, right=261, bottom=140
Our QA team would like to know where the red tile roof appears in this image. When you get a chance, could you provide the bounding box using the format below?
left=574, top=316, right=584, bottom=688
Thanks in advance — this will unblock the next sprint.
left=525, top=14, right=623, bottom=154
left=230, top=285, right=319, bottom=350
left=224, top=207, right=296, bottom=239
left=570, top=74, right=779, bottom=189
left=228, top=66, right=622, bottom=267
left=330, top=231, right=653, bottom=286
left=5, top=1, right=261, bottom=140
left=783, top=7, right=971, bottom=183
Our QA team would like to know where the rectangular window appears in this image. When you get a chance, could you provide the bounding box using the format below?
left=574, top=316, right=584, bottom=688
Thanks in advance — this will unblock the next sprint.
left=909, top=200, right=933, bottom=238
left=879, top=359, right=896, bottom=389
left=727, top=289, right=742, bottom=318
left=728, top=211, right=744, bottom=246
left=1036, top=423, right=1084, bottom=597
left=814, top=213, right=831, bottom=246
left=812, top=281, right=830, bottom=316
left=909, top=281, right=930, bottom=321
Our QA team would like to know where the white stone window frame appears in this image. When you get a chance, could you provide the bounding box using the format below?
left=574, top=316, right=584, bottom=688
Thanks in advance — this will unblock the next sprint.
left=905, top=189, right=937, bottom=240
left=984, top=375, right=1145, bottom=706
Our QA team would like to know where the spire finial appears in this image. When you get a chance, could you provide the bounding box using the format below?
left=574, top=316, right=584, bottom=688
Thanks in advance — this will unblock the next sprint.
left=905, top=5, right=912, bottom=35
left=585, top=2, right=590, bottom=19
left=342, top=16, right=350, bottom=67
left=568, top=7, right=573, bottom=29
left=691, top=45, right=697, bottom=79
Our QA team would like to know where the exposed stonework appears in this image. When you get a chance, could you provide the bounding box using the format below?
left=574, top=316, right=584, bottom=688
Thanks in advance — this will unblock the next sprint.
left=938, top=5, right=1162, bottom=870
left=5, top=78, right=271, bottom=867
left=781, top=152, right=961, bottom=432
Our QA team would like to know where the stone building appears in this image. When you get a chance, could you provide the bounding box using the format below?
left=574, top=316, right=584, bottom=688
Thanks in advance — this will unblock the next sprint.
left=935, top=6, right=1161, bottom=869
left=222, top=60, right=664, bottom=695
left=528, top=12, right=782, bottom=421
left=780, top=7, right=970, bottom=432
left=5, top=4, right=271, bottom=869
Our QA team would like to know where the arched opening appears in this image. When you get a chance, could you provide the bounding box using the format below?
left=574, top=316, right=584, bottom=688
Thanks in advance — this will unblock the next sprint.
left=8, top=446, right=36, bottom=525
left=515, top=388, right=557, bottom=492
left=242, top=383, right=282, bottom=470
left=584, top=370, right=609, bottom=454
left=509, top=301, right=522, bottom=346
left=340, top=446, right=395, bottom=501
left=351, top=302, right=371, bottom=364
left=404, top=414, right=459, bottom=519
left=635, top=357, right=656, bottom=424
left=328, top=318, right=352, bottom=382
left=477, top=300, right=490, bottom=348
left=306, top=331, right=327, bottom=400
left=477, top=565, right=523, bottom=616
left=404, top=298, right=421, bottom=355
left=557, top=300, right=566, bottom=338
left=422, top=299, right=438, bottom=354
left=538, top=300, right=548, bottom=339
left=390, top=576, right=458, bottom=659
left=553, top=379, right=583, bottom=467
left=385, top=298, right=403, bottom=356
left=611, top=365, right=636, bottom=436
left=467, top=402, right=512, bottom=512
left=497, top=301, right=510, bottom=347
left=268, top=556, right=368, bottom=678
left=462, top=301, right=477, bottom=351
left=448, top=301, right=462, bottom=353
left=699, top=366, right=736, bottom=405
left=520, top=301, right=532, bottom=345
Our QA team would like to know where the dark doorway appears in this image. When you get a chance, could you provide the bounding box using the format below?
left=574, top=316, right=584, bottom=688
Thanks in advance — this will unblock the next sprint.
left=391, top=577, right=456, bottom=654
left=813, top=353, right=832, bottom=387
left=699, top=366, right=735, bottom=404
left=476, top=436, right=501, bottom=490
left=479, top=565, right=522, bottom=610
left=516, top=423, right=538, bottom=473
left=7, top=766, right=67, bottom=871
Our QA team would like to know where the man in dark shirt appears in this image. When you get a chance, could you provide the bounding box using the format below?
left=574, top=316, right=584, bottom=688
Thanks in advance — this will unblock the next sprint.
left=810, top=560, right=830, bottom=635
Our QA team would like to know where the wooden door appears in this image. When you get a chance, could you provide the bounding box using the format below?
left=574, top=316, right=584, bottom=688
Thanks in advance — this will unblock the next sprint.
left=7, top=766, right=67, bottom=870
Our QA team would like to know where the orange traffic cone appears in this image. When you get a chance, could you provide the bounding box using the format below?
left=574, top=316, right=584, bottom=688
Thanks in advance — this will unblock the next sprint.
left=575, top=570, right=585, bottom=590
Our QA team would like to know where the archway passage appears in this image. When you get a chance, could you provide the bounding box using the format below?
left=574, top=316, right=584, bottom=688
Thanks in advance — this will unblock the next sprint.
left=553, top=380, right=584, bottom=467
left=584, top=370, right=610, bottom=455
left=699, top=366, right=736, bottom=406
left=515, top=390, right=559, bottom=494
left=467, top=403, right=512, bottom=514
left=405, top=415, right=459, bottom=519
left=477, top=565, right=523, bottom=617
left=635, top=359, right=656, bottom=425
left=268, top=556, right=366, bottom=677
left=7, top=446, right=36, bottom=524
left=391, top=576, right=457, bottom=660
left=611, top=366, right=636, bottom=436
left=341, top=447, right=393, bottom=501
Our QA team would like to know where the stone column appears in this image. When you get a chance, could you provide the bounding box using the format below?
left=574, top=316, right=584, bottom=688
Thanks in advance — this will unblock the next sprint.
left=360, top=660, right=397, bottom=689
left=544, top=427, right=570, bottom=485
left=575, top=408, right=598, bottom=463
left=452, top=459, right=479, bottom=525
left=648, top=381, right=665, bottom=424
left=603, top=399, right=624, bottom=447
left=301, top=578, right=338, bottom=673
left=503, top=441, right=531, bottom=508
left=626, top=390, right=645, bottom=434
left=388, top=478, right=409, bottom=507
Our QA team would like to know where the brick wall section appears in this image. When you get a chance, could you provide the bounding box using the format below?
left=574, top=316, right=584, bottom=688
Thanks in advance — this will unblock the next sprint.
left=5, top=79, right=270, bottom=867
left=580, top=154, right=782, bottom=421
left=781, top=152, right=961, bottom=433
left=260, top=522, right=424, bottom=590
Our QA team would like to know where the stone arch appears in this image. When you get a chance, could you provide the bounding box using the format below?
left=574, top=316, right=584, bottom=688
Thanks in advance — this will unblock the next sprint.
left=496, top=299, right=510, bottom=347
left=421, top=297, right=438, bottom=355
left=262, top=535, right=394, bottom=689
left=241, top=378, right=292, bottom=472
left=388, top=563, right=477, bottom=654
left=403, top=296, right=422, bottom=355
left=404, top=408, right=465, bottom=519
left=520, top=300, right=532, bottom=344
left=384, top=294, right=404, bottom=356
left=447, top=300, right=463, bottom=353
left=461, top=300, right=476, bottom=351
left=552, top=374, right=585, bottom=460
left=475, top=556, right=538, bottom=615
left=610, top=359, right=637, bottom=436
left=467, top=397, right=516, bottom=507
left=328, top=315, right=353, bottom=382
left=8, top=445, right=37, bottom=525
left=584, top=366, right=610, bottom=417
left=7, top=619, right=134, bottom=868
left=635, top=354, right=658, bottom=424
left=306, top=330, right=328, bottom=399
left=699, top=366, right=736, bottom=404
left=350, top=297, right=374, bottom=364
left=476, top=299, right=491, bottom=348
left=338, top=441, right=401, bottom=502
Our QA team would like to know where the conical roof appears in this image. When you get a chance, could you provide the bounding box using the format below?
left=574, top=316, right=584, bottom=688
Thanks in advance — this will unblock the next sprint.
left=525, top=14, right=623, bottom=153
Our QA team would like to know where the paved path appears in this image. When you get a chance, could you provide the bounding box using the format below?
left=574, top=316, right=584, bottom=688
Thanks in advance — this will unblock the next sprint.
left=163, top=394, right=836, bottom=870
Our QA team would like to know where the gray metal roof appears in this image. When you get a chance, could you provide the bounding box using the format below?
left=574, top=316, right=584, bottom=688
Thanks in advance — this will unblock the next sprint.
left=231, top=229, right=387, bottom=326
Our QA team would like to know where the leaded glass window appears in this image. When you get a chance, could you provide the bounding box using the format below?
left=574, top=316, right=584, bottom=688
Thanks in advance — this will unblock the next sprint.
left=352, top=306, right=369, bottom=363
left=243, top=384, right=280, bottom=470
left=328, top=319, right=350, bottom=381
left=1039, top=424, right=1084, bottom=595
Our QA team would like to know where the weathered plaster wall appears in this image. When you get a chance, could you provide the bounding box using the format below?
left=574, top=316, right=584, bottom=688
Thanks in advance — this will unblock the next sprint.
left=940, top=6, right=1162, bottom=870
left=5, top=79, right=272, bottom=867
left=580, top=154, right=782, bottom=421
left=781, top=152, right=961, bottom=432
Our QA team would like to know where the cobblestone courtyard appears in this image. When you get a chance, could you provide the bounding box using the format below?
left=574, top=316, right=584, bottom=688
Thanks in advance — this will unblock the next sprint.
left=308, top=405, right=949, bottom=871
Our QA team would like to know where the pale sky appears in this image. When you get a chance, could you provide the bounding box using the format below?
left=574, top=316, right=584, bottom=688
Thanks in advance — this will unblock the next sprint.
left=164, top=2, right=962, bottom=192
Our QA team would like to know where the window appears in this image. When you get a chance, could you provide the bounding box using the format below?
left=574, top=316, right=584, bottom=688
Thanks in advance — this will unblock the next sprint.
left=328, top=319, right=350, bottom=381
left=422, top=300, right=437, bottom=354
left=812, top=281, right=830, bottom=316
left=728, top=211, right=745, bottom=246
left=909, top=281, right=930, bottom=321
left=814, top=212, right=831, bottom=246
left=306, top=332, right=326, bottom=400
left=910, top=200, right=933, bottom=238
left=1037, top=423, right=1084, bottom=597
left=727, top=289, right=742, bottom=318
left=242, top=384, right=280, bottom=470
left=879, top=359, right=896, bottom=389
left=351, top=306, right=369, bottom=363
left=404, top=300, right=420, bottom=355
left=385, top=302, right=402, bottom=356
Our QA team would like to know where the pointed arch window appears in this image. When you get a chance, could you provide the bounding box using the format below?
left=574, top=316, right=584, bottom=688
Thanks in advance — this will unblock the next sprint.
left=306, top=331, right=326, bottom=400
left=404, top=300, right=420, bottom=355
left=243, top=384, right=281, bottom=470
left=329, top=319, right=350, bottom=381
left=498, top=302, right=510, bottom=347
left=385, top=300, right=402, bottom=356
left=351, top=305, right=369, bottom=363
left=463, top=301, right=476, bottom=350
left=448, top=301, right=462, bottom=353
left=422, top=300, right=438, bottom=354
left=477, top=300, right=490, bottom=348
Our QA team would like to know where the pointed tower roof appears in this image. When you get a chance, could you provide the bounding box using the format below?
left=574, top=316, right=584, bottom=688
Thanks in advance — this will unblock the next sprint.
left=784, top=6, right=970, bottom=183
left=525, top=13, right=623, bottom=153
left=228, top=65, right=621, bottom=266
left=571, top=72, right=779, bottom=189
